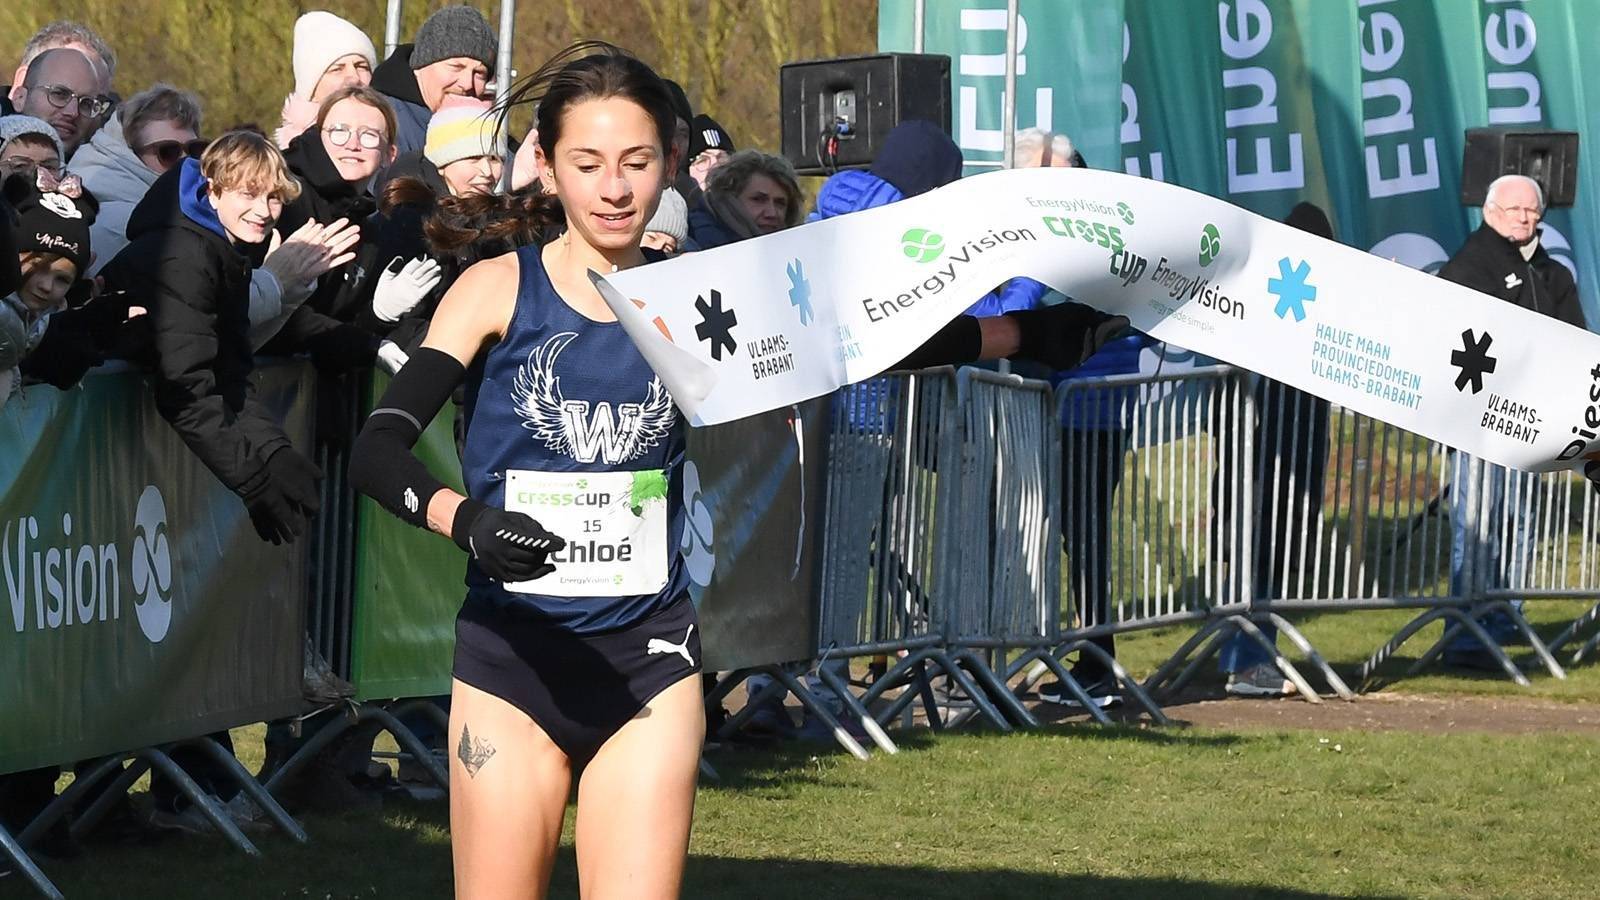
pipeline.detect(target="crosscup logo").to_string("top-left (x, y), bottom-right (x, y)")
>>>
top-left (130, 485), bottom-right (173, 643)
top-left (900, 228), bottom-right (945, 263)
top-left (4, 484), bottom-right (173, 643)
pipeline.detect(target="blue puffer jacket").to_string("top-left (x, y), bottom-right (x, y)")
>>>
top-left (1053, 329), bottom-right (1160, 430)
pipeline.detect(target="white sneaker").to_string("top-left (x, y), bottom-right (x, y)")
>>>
top-left (1225, 664), bottom-right (1298, 698)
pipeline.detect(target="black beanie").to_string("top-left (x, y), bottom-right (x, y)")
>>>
top-left (688, 114), bottom-right (735, 160)
top-left (1285, 201), bottom-right (1334, 240)
top-left (5, 175), bottom-right (96, 278)
top-left (869, 120), bottom-right (964, 198)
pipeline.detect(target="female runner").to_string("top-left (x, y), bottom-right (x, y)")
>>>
top-left (351, 45), bottom-right (703, 898)
top-left (351, 42), bottom-right (1126, 898)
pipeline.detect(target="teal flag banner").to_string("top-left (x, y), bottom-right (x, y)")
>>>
top-left (879, 0), bottom-right (1600, 325)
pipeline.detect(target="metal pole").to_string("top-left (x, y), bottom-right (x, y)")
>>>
top-left (384, 0), bottom-right (403, 59)
top-left (495, 0), bottom-right (517, 191)
top-left (913, 0), bottom-right (926, 53)
top-left (1001, 0), bottom-right (1019, 170)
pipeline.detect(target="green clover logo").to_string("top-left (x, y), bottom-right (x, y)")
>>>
top-left (900, 227), bottom-right (945, 263)
top-left (1116, 202), bottom-right (1135, 225)
top-left (1199, 223), bottom-right (1222, 267)
top-left (576, 478), bottom-right (588, 490)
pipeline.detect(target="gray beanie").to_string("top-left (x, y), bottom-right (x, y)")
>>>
top-left (645, 188), bottom-right (689, 245)
top-left (411, 6), bottom-right (497, 71)
top-left (0, 115), bottom-right (65, 162)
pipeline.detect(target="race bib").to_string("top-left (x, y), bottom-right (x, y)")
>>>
top-left (503, 469), bottom-right (670, 597)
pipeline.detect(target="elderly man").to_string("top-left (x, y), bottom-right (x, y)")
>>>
top-left (8, 48), bottom-right (108, 158)
top-left (5, 21), bottom-right (115, 150)
top-left (1436, 174), bottom-right (1586, 669)
top-left (370, 5), bottom-right (495, 156)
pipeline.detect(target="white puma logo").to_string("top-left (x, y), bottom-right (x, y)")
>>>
top-left (646, 624), bottom-right (696, 667)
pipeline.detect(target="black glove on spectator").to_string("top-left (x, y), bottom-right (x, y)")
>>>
top-left (452, 498), bottom-right (566, 583)
top-left (242, 448), bottom-right (324, 545)
top-left (1005, 302), bottom-right (1131, 372)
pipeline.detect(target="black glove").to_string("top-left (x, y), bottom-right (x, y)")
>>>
top-left (242, 448), bottom-right (324, 545)
top-left (1005, 302), bottom-right (1130, 371)
top-left (1585, 461), bottom-right (1600, 497)
top-left (452, 498), bottom-right (566, 583)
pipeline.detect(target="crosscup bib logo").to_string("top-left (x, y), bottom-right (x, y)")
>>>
top-left (680, 460), bottom-right (715, 591)
top-left (1451, 330), bottom-right (1498, 395)
top-left (900, 228), bottom-right (945, 263)
top-left (511, 332), bottom-right (675, 465)
top-left (130, 485), bottom-right (173, 643)
top-left (1269, 258), bottom-right (1317, 322)
top-left (1199, 224), bottom-right (1222, 267)
top-left (4, 484), bottom-right (173, 642)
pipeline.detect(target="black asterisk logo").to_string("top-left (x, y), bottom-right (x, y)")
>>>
top-left (1450, 329), bottom-right (1497, 394)
top-left (695, 289), bottom-right (738, 361)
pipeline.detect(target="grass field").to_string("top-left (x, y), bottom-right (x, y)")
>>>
top-left (32, 724), bottom-right (1600, 899)
top-left (19, 597), bottom-right (1600, 900)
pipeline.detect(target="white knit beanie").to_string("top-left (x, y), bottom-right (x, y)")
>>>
top-left (292, 12), bottom-right (378, 99)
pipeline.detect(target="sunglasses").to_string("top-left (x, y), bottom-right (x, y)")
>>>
top-left (323, 124), bottom-right (385, 150)
top-left (135, 138), bottom-right (210, 167)
top-left (28, 84), bottom-right (111, 119)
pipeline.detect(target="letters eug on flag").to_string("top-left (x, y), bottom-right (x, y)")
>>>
top-left (594, 167), bottom-right (1600, 474)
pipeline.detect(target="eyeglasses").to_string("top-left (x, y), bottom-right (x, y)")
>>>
top-left (1491, 202), bottom-right (1542, 218)
top-left (135, 138), bottom-right (210, 168)
top-left (323, 124), bottom-right (385, 150)
top-left (27, 84), bottom-right (111, 119)
top-left (0, 156), bottom-right (62, 177)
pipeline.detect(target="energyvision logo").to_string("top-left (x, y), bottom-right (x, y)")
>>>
top-left (900, 228), bottom-right (945, 263)
top-left (865, 226), bottom-right (1039, 323)
top-left (5, 484), bottom-right (175, 643)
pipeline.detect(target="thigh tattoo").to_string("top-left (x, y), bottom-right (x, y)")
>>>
top-left (457, 722), bottom-right (497, 777)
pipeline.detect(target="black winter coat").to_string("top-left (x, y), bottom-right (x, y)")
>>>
top-left (259, 127), bottom-right (382, 368)
top-left (348, 151), bottom-right (448, 351)
top-left (1439, 223), bottom-right (1587, 329)
top-left (99, 163), bottom-right (289, 498)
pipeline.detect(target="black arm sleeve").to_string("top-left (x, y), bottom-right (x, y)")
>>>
top-left (348, 347), bottom-right (465, 529)
top-left (890, 314), bottom-right (982, 371)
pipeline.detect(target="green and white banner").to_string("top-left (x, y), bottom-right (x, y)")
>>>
top-left (878, 0), bottom-right (1600, 324)
top-left (0, 364), bottom-right (311, 775)
top-left (597, 166), bottom-right (1600, 474)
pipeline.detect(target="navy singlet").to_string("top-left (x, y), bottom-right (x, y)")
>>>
top-left (458, 243), bottom-right (688, 633)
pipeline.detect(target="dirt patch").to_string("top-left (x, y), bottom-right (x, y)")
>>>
top-left (1062, 689), bottom-right (1600, 736)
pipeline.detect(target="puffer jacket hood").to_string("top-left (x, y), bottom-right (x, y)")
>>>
top-left (807, 169), bottom-right (903, 223)
top-left (371, 44), bottom-right (425, 106)
top-left (125, 158), bottom-right (226, 243)
top-left (71, 112), bottom-right (156, 204)
top-left (72, 112), bottom-right (160, 274)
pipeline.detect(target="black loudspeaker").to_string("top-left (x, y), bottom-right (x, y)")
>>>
top-left (1460, 127), bottom-right (1579, 207)
top-left (780, 53), bottom-right (951, 176)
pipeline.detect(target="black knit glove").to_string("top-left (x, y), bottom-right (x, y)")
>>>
top-left (452, 498), bottom-right (566, 583)
top-left (242, 448), bottom-right (323, 545)
top-left (1005, 302), bottom-right (1130, 371)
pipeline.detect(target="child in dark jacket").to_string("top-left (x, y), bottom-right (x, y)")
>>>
top-left (100, 131), bottom-right (321, 544)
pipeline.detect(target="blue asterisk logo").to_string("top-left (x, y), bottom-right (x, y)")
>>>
top-left (786, 258), bottom-right (814, 326)
top-left (1268, 257), bottom-right (1316, 322)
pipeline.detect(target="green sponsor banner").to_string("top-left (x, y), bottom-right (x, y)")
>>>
top-left (0, 364), bottom-right (311, 775)
top-left (347, 374), bottom-right (825, 698)
top-left (349, 372), bottom-right (464, 701)
top-left (880, 0), bottom-right (1600, 324)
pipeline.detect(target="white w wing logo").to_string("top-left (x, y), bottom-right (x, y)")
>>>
top-left (511, 332), bottom-right (675, 465)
